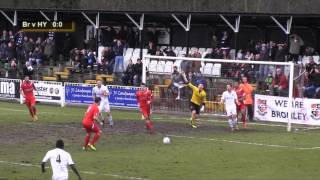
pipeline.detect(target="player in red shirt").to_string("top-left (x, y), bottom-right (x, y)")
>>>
top-left (82, 97), bottom-right (103, 151)
top-left (136, 84), bottom-right (154, 134)
top-left (234, 81), bottom-right (246, 128)
top-left (20, 76), bottom-right (38, 121)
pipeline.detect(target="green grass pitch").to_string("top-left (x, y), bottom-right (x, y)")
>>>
top-left (0, 101), bottom-right (320, 180)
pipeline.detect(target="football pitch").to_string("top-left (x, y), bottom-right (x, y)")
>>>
top-left (0, 101), bottom-right (320, 180)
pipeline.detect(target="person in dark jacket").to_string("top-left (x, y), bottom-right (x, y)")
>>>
top-left (122, 59), bottom-right (135, 85)
top-left (133, 58), bottom-right (143, 86)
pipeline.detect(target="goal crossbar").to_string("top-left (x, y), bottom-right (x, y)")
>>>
top-left (142, 55), bottom-right (295, 132)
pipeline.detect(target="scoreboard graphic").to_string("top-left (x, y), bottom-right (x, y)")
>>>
top-left (21, 21), bottom-right (75, 32)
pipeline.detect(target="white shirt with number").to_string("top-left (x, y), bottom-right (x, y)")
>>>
top-left (42, 148), bottom-right (75, 180)
top-left (221, 90), bottom-right (238, 116)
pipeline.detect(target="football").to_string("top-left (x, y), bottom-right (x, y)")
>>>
top-left (162, 137), bottom-right (171, 144)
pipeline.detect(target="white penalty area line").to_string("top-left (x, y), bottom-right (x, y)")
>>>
top-left (0, 160), bottom-right (150, 180)
top-left (168, 134), bottom-right (320, 150)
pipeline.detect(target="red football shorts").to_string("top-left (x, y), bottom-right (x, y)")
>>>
top-left (25, 96), bottom-right (36, 107)
top-left (140, 106), bottom-right (150, 118)
top-left (83, 122), bottom-right (101, 133)
top-left (237, 103), bottom-right (245, 112)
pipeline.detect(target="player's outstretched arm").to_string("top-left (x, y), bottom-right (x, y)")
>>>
top-left (41, 162), bottom-right (46, 173)
top-left (70, 164), bottom-right (81, 180)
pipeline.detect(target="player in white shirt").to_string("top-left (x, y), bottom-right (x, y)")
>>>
top-left (92, 80), bottom-right (113, 127)
top-left (42, 139), bottom-right (81, 180)
top-left (221, 84), bottom-right (240, 132)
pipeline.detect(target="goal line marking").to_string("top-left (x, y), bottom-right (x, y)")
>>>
top-left (0, 160), bottom-right (150, 180)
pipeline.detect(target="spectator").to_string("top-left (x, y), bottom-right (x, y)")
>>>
top-left (24, 38), bottom-right (35, 56)
top-left (8, 30), bottom-right (14, 42)
top-left (87, 51), bottom-right (96, 70)
top-left (219, 31), bottom-right (230, 50)
top-left (100, 47), bottom-right (115, 74)
top-left (23, 61), bottom-right (34, 78)
top-left (8, 59), bottom-right (17, 79)
top-left (289, 34), bottom-right (304, 63)
top-left (147, 41), bottom-right (156, 55)
top-left (5, 41), bottom-right (15, 61)
top-left (265, 73), bottom-right (273, 92)
top-left (306, 56), bottom-right (317, 74)
top-left (271, 68), bottom-right (288, 96)
top-left (171, 66), bottom-right (185, 100)
top-left (43, 38), bottom-right (55, 65)
top-left (269, 41), bottom-right (277, 61)
top-left (155, 48), bottom-right (164, 56)
top-left (304, 46), bottom-right (315, 56)
top-left (163, 47), bottom-right (176, 57)
top-left (100, 26), bottom-right (116, 47)
top-left (257, 43), bottom-right (270, 80)
top-left (1, 30), bottom-right (8, 43)
top-left (188, 71), bottom-right (196, 85)
top-left (85, 36), bottom-right (96, 52)
top-left (274, 44), bottom-right (286, 62)
top-left (133, 58), bottom-right (143, 86)
top-left (244, 51), bottom-right (254, 60)
top-left (211, 33), bottom-right (218, 49)
top-left (236, 49), bottom-right (244, 60)
top-left (79, 49), bottom-right (88, 71)
top-left (122, 59), bottom-right (134, 85)
top-left (204, 48), bottom-right (216, 59)
top-left (35, 37), bottom-right (42, 48)
top-left (305, 66), bottom-right (320, 98)
top-left (15, 31), bottom-right (24, 63)
top-left (113, 39), bottom-right (125, 73)
top-left (30, 47), bottom-right (43, 66)
top-left (63, 33), bottom-right (73, 57)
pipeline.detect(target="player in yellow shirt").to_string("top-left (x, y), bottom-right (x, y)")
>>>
top-left (182, 72), bottom-right (207, 128)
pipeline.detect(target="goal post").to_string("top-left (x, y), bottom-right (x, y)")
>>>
top-left (142, 55), bottom-right (295, 132)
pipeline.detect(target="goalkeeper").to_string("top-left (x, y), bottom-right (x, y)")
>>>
top-left (181, 72), bottom-right (207, 128)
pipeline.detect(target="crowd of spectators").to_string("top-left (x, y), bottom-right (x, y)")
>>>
top-left (0, 29), bottom-right (56, 78)
top-left (1, 25), bottom-right (320, 98)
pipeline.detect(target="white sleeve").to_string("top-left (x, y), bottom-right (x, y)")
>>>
top-left (42, 151), bottom-right (51, 163)
top-left (92, 87), bottom-right (96, 97)
top-left (221, 92), bottom-right (225, 101)
top-left (104, 86), bottom-right (109, 94)
top-left (66, 153), bottom-right (75, 165)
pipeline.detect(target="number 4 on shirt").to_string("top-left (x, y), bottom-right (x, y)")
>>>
top-left (56, 155), bottom-right (61, 163)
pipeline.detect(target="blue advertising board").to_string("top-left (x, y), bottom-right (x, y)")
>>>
top-left (107, 86), bottom-right (140, 108)
top-left (65, 85), bottom-right (94, 104)
top-left (65, 84), bottom-right (140, 108)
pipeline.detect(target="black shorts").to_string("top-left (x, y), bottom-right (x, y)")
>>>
top-left (190, 102), bottom-right (201, 115)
